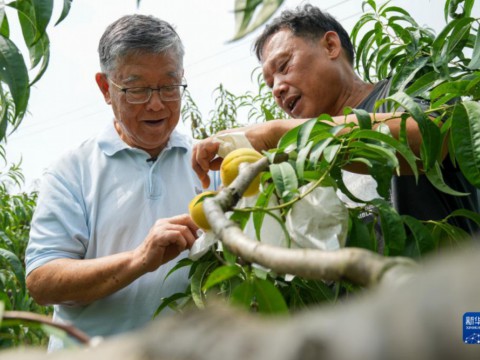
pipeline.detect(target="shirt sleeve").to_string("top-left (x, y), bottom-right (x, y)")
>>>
top-left (25, 170), bottom-right (89, 276)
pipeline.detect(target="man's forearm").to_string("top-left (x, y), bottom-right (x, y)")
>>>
top-left (26, 251), bottom-right (145, 306)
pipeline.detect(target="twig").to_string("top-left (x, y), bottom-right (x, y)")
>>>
top-left (3, 311), bottom-right (91, 345)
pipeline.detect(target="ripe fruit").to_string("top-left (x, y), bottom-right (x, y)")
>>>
top-left (189, 191), bottom-right (217, 230)
top-left (220, 148), bottom-right (263, 197)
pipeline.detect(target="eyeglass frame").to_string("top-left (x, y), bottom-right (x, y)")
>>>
top-left (108, 78), bottom-right (188, 104)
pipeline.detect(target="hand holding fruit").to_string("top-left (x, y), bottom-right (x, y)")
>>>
top-left (189, 148), bottom-right (264, 231)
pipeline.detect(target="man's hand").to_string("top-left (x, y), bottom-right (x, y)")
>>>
top-left (192, 121), bottom-right (291, 188)
top-left (27, 214), bottom-right (199, 306)
top-left (135, 214), bottom-right (199, 272)
top-left (192, 138), bottom-right (223, 189)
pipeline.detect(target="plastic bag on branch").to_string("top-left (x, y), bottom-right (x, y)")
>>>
top-left (189, 230), bottom-right (218, 260)
top-left (286, 184), bottom-right (348, 250)
top-left (241, 183), bottom-right (348, 251)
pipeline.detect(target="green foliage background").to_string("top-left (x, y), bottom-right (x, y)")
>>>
top-left (0, 0), bottom-right (71, 349)
top-left (0, 165), bottom-right (51, 348)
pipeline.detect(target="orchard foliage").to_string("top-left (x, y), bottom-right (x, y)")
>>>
top-left (0, 165), bottom-right (51, 348)
top-left (0, 0), bottom-right (72, 142)
top-left (232, 0), bottom-right (285, 40)
top-left (351, 0), bottom-right (480, 189)
top-left (182, 68), bottom-right (287, 139)
top-left (0, 0), bottom-right (71, 348)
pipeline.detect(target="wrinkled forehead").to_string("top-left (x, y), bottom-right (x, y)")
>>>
top-left (259, 29), bottom-right (292, 61)
top-left (113, 49), bottom-right (183, 72)
top-left (112, 51), bottom-right (184, 84)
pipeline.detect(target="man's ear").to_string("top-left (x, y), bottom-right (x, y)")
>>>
top-left (95, 73), bottom-right (112, 104)
top-left (322, 31), bottom-right (342, 60)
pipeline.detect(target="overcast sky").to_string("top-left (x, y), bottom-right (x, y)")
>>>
top-left (4, 0), bottom-right (468, 190)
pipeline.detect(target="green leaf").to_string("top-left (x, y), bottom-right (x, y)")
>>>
top-left (450, 101), bottom-right (480, 187)
top-left (253, 182), bottom-right (275, 241)
top-left (351, 13), bottom-right (376, 47)
top-left (352, 108), bottom-right (372, 130)
top-left (376, 42), bottom-right (404, 79)
top-left (392, 56), bottom-right (430, 92)
top-left (154, 292), bottom-right (189, 317)
top-left (277, 116), bottom-right (333, 151)
top-left (468, 26), bottom-right (480, 70)
top-left (221, 242), bottom-right (238, 265)
top-left (0, 7), bottom-right (9, 38)
top-left (406, 71), bottom-right (444, 98)
top-left (350, 129), bottom-right (419, 179)
top-left (447, 0), bottom-right (474, 19)
top-left (261, 104), bottom-right (275, 121)
top-left (202, 265), bottom-right (241, 292)
top-left (431, 221), bottom-right (471, 246)
top-left (232, 278), bottom-right (288, 314)
top-left (32, 0), bottom-right (53, 43)
top-left (232, 0), bottom-right (284, 41)
top-left (308, 136), bottom-right (334, 167)
top-left (446, 208), bottom-right (480, 227)
top-left (0, 35), bottom-right (30, 121)
top-left (425, 162), bottom-right (470, 196)
top-left (323, 143), bottom-right (341, 164)
top-left (9, 1), bottom-right (36, 46)
top-left (277, 124), bottom-right (301, 151)
top-left (0, 248), bottom-right (25, 293)
top-left (432, 17), bottom-right (472, 73)
top-left (358, 29), bottom-right (377, 82)
top-left (347, 213), bottom-right (375, 250)
top-left (297, 117), bottom-right (317, 149)
top-left (429, 80), bottom-right (469, 101)
top-left (164, 257), bottom-right (193, 282)
top-left (252, 278), bottom-right (288, 314)
top-left (230, 209), bottom-right (251, 230)
top-left (446, 19), bottom-right (472, 57)
top-left (296, 141), bottom-right (313, 182)
top-left (55, 0), bottom-right (73, 26)
top-left (388, 91), bottom-right (441, 171)
top-left (402, 215), bottom-right (435, 257)
top-left (231, 280), bottom-right (255, 309)
top-left (308, 124), bottom-right (345, 165)
top-left (190, 261), bottom-right (214, 309)
top-left (348, 141), bottom-right (398, 169)
top-left (370, 161), bottom-right (394, 199)
top-left (270, 162), bottom-right (298, 201)
top-left (370, 198), bottom-right (406, 255)
top-left (28, 30), bottom-right (49, 70)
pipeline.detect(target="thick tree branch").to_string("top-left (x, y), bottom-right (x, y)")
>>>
top-left (6, 244), bottom-right (480, 360)
top-left (204, 156), bottom-right (416, 287)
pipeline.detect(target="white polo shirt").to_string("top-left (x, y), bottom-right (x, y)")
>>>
top-left (26, 122), bottom-right (215, 349)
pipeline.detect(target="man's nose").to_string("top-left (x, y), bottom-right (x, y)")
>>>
top-left (272, 78), bottom-right (287, 100)
top-left (146, 90), bottom-right (166, 110)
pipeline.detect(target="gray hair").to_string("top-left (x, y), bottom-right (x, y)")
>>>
top-left (98, 14), bottom-right (185, 75)
top-left (253, 4), bottom-right (354, 65)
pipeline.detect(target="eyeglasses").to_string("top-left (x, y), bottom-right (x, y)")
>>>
top-left (108, 79), bottom-right (187, 104)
